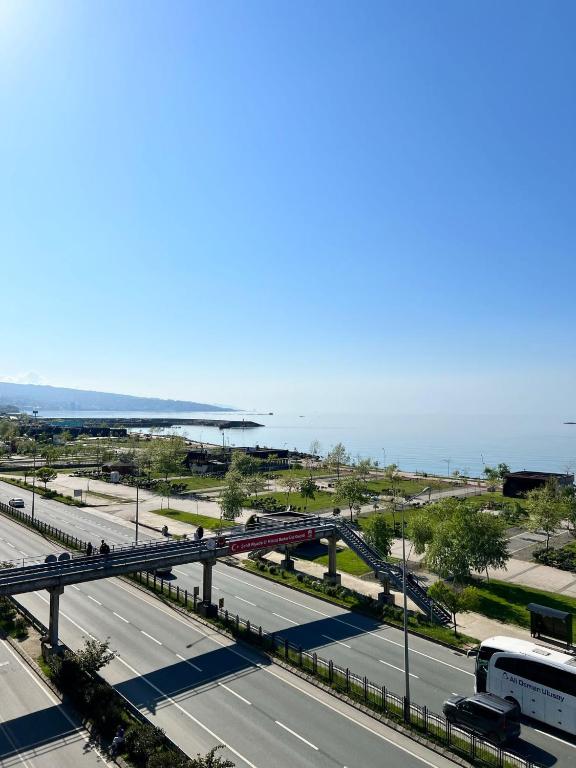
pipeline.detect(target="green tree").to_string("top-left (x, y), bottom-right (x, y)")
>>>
top-left (428, 581), bottom-right (478, 636)
top-left (408, 498), bottom-right (509, 582)
top-left (335, 475), bottom-right (370, 521)
top-left (525, 480), bottom-right (565, 550)
top-left (35, 466), bottom-right (57, 490)
top-left (219, 470), bottom-right (245, 526)
top-left (562, 486), bottom-right (576, 538)
top-left (156, 480), bottom-right (173, 509)
top-left (229, 451), bottom-right (262, 477)
top-left (279, 472), bottom-right (299, 508)
top-left (243, 474), bottom-right (268, 498)
top-left (325, 442), bottom-right (349, 480)
top-left (383, 464), bottom-right (400, 496)
top-left (190, 746), bottom-right (235, 768)
top-left (354, 458), bottom-right (374, 482)
top-left (73, 637), bottom-right (116, 674)
top-left (299, 477), bottom-right (317, 513)
top-left (362, 513), bottom-right (393, 558)
top-left (146, 437), bottom-right (188, 481)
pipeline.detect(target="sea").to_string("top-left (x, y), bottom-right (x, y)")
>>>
top-left (24, 410), bottom-right (576, 479)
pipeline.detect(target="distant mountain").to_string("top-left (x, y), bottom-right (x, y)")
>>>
top-left (0, 382), bottom-right (230, 413)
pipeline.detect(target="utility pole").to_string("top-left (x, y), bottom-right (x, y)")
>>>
top-left (135, 482), bottom-right (140, 544)
top-left (31, 410), bottom-right (39, 523)
top-left (401, 500), bottom-right (411, 720)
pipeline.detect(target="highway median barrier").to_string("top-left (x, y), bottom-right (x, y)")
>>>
top-left (0, 500), bottom-right (539, 768)
top-left (129, 570), bottom-right (538, 768)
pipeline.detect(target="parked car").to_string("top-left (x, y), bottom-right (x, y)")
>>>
top-left (443, 693), bottom-right (520, 745)
top-left (8, 498), bottom-right (25, 508)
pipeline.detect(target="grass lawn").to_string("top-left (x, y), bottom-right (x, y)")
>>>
top-left (148, 508), bottom-right (235, 530)
top-left (270, 467), bottom-right (330, 479)
top-left (365, 478), bottom-right (458, 496)
top-left (357, 507), bottom-right (419, 530)
top-left (163, 475), bottom-right (226, 490)
top-left (252, 490), bottom-right (336, 513)
top-left (298, 547), bottom-right (373, 577)
top-left (471, 579), bottom-right (576, 630)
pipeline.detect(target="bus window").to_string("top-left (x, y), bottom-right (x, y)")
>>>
top-left (476, 645), bottom-right (498, 692)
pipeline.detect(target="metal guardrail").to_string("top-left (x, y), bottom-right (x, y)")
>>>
top-left (0, 501), bottom-right (537, 768)
top-left (129, 571), bottom-right (537, 768)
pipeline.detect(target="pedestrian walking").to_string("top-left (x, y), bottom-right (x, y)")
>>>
top-left (99, 539), bottom-right (110, 555)
top-left (194, 525), bottom-right (204, 541)
top-left (109, 725), bottom-right (125, 757)
top-left (86, 541), bottom-right (93, 556)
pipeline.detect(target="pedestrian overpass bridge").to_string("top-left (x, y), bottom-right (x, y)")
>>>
top-left (0, 512), bottom-right (450, 645)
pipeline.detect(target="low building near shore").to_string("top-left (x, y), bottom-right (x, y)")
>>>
top-left (503, 470), bottom-right (574, 498)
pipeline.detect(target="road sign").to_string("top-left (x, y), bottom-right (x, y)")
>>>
top-left (73, 489), bottom-right (82, 498)
top-left (229, 527), bottom-right (316, 554)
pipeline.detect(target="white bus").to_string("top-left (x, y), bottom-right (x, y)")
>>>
top-left (475, 636), bottom-right (576, 735)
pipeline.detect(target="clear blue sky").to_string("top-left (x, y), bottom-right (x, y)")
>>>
top-left (1, 1), bottom-right (575, 413)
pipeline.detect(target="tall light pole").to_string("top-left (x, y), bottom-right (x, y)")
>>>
top-left (443, 458), bottom-right (451, 479)
top-left (31, 410), bottom-right (39, 523)
top-left (135, 482), bottom-right (140, 544)
top-left (401, 499), bottom-right (411, 720)
top-left (394, 486), bottom-right (430, 721)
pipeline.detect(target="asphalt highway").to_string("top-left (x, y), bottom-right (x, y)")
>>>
top-left (1, 482), bottom-right (575, 766)
top-left (0, 513), bottom-right (458, 768)
top-left (0, 637), bottom-right (107, 767)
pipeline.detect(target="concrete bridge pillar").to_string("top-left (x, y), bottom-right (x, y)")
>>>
top-left (48, 586), bottom-right (64, 647)
top-left (281, 545), bottom-right (295, 571)
top-left (323, 534), bottom-right (341, 585)
top-left (199, 559), bottom-right (217, 617)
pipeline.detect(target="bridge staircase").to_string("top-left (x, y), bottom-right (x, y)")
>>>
top-left (335, 519), bottom-right (451, 626)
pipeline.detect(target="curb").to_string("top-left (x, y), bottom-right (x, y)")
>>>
top-left (225, 557), bottom-right (474, 654)
top-left (121, 576), bottom-right (475, 767)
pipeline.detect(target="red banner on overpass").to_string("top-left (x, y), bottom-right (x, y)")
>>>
top-left (229, 528), bottom-right (316, 554)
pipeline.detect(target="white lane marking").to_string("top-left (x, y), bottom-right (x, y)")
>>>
top-left (175, 652), bottom-right (203, 671)
top-left (223, 568), bottom-right (471, 674)
top-left (7, 543), bottom-right (16, 548)
top-left (379, 660), bottom-right (419, 678)
top-left (234, 595), bottom-right (257, 606)
top-left (176, 653), bottom-right (202, 672)
top-left (141, 631), bottom-right (162, 645)
top-left (18, 550), bottom-right (27, 555)
top-left (219, 682), bottom-right (252, 705)
top-left (1, 641), bottom-right (112, 766)
top-left (0, 661), bottom-right (8, 668)
top-left (114, 654), bottom-right (259, 768)
top-left (113, 612), bottom-right (129, 623)
top-left (370, 634), bottom-right (474, 676)
top-left (533, 728), bottom-right (576, 749)
top-left (71, 585), bottom-right (81, 591)
top-left (35, 593), bottom-right (97, 640)
top-left (272, 613), bottom-right (298, 625)
top-left (88, 596), bottom-right (102, 605)
top-left (174, 569), bottom-right (188, 576)
top-left (109, 580), bottom-right (448, 766)
top-left (275, 720), bottom-right (318, 750)
top-left (219, 571), bottom-right (327, 615)
top-left (322, 634), bottom-right (352, 649)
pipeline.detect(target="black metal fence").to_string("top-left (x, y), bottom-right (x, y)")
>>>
top-left (0, 501), bottom-right (538, 768)
top-left (130, 571), bottom-right (536, 768)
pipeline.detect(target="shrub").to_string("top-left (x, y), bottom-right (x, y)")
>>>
top-left (125, 722), bottom-right (166, 767)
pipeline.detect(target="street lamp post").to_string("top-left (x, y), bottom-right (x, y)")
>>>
top-left (31, 410), bottom-right (39, 523)
top-left (443, 458), bottom-right (451, 478)
top-left (401, 500), bottom-right (411, 720)
top-left (135, 482), bottom-right (140, 544)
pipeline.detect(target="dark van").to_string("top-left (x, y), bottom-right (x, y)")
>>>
top-left (443, 693), bottom-right (521, 745)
